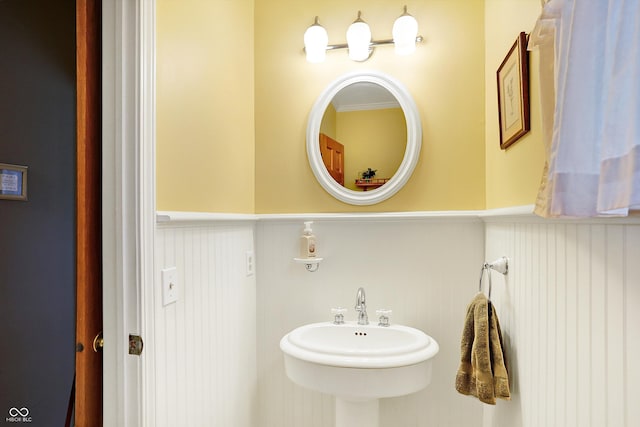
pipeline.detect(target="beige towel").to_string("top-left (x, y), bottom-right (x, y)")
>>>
top-left (455, 292), bottom-right (510, 404)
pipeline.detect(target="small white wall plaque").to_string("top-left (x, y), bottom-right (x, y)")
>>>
top-left (0, 163), bottom-right (28, 201)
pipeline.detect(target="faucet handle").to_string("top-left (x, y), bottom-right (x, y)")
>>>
top-left (331, 307), bottom-right (347, 325)
top-left (376, 309), bottom-right (392, 327)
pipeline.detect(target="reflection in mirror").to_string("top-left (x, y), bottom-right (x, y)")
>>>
top-left (319, 82), bottom-right (407, 191)
top-left (306, 70), bottom-right (422, 206)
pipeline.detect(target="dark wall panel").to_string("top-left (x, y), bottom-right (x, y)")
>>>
top-left (0, 0), bottom-right (76, 425)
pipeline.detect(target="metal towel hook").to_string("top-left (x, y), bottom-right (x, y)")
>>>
top-left (478, 257), bottom-right (509, 300)
top-left (488, 256), bottom-right (509, 275)
top-left (478, 263), bottom-right (493, 300)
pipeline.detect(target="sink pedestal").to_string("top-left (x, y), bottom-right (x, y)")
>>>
top-left (335, 398), bottom-right (379, 427)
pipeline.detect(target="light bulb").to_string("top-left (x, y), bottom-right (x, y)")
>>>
top-left (304, 17), bottom-right (329, 63)
top-left (346, 11), bottom-right (371, 61)
top-left (393, 6), bottom-right (418, 55)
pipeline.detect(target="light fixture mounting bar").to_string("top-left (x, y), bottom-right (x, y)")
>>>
top-left (321, 35), bottom-right (423, 52)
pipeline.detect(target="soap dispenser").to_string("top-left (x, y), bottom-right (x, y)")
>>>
top-left (300, 221), bottom-right (316, 258)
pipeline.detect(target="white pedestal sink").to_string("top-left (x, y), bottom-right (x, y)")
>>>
top-left (280, 321), bottom-right (439, 427)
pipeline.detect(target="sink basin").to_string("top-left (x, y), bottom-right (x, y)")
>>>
top-left (280, 321), bottom-right (439, 400)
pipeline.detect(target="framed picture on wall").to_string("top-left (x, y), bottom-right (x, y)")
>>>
top-left (497, 32), bottom-right (530, 149)
top-left (0, 163), bottom-right (28, 201)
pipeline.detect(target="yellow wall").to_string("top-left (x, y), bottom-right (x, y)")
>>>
top-left (484, 0), bottom-right (545, 208)
top-left (337, 108), bottom-right (406, 191)
top-left (156, 0), bottom-right (546, 213)
top-left (254, 0), bottom-right (486, 213)
top-left (156, 0), bottom-right (255, 213)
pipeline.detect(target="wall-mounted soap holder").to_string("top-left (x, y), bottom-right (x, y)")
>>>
top-left (293, 257), bottom-right (323, 272)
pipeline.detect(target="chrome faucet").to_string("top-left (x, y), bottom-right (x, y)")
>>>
top-left (355, 287), bottom-right (369, 325)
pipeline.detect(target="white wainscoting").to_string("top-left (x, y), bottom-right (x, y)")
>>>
top-left (149, 222), bottom-right (257, 427)
top-left (484, 220), bottom-right (640, 427)
top-left (256, 218), bottom-right (486, 427)
top-left (148, 210), bottom-right (640, 427)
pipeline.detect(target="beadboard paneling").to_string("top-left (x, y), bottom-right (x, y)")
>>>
top-left (484, 222), bottom-right (640, 427)
top-left (256, 219), bottom-right (485, 427)
top-left (149, 224), bottom-right (257, 427)
top-left (147, 212), bottom-right (640, 427)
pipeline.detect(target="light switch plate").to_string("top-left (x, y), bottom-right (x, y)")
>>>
top-left (161, 267), bottom-right (178, 306)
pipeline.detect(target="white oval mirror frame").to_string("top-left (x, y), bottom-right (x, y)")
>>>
top-left (306, 70), bottom-right (422, 205)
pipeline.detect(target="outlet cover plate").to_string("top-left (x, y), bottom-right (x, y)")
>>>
top-left (246, 251), bottom-right (255, 276)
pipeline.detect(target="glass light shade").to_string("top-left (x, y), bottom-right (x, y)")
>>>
top-left (346, 16), bottom-right (371, 61)
top-left (392, 12), bottom-right (418, 55)
top-left (304, 20), bottom-right (329, 63)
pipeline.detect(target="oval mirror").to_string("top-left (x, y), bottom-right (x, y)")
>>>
top-left (307, 70), bottom-right (422, 205)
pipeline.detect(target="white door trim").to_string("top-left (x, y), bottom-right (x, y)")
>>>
top-left (139, 1), bottom-right (157, 425)
top-left (102, 0), bottom-right (155, 426)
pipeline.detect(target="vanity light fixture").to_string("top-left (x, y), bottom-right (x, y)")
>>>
top-left (303, 6), bottom-right (422, 63)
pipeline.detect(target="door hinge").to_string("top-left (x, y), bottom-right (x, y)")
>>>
top-left (129, 334), bottom-right (144, 356)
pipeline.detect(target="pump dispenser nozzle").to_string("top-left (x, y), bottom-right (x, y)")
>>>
top-left (303, 221), bottom-right (313, 235)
